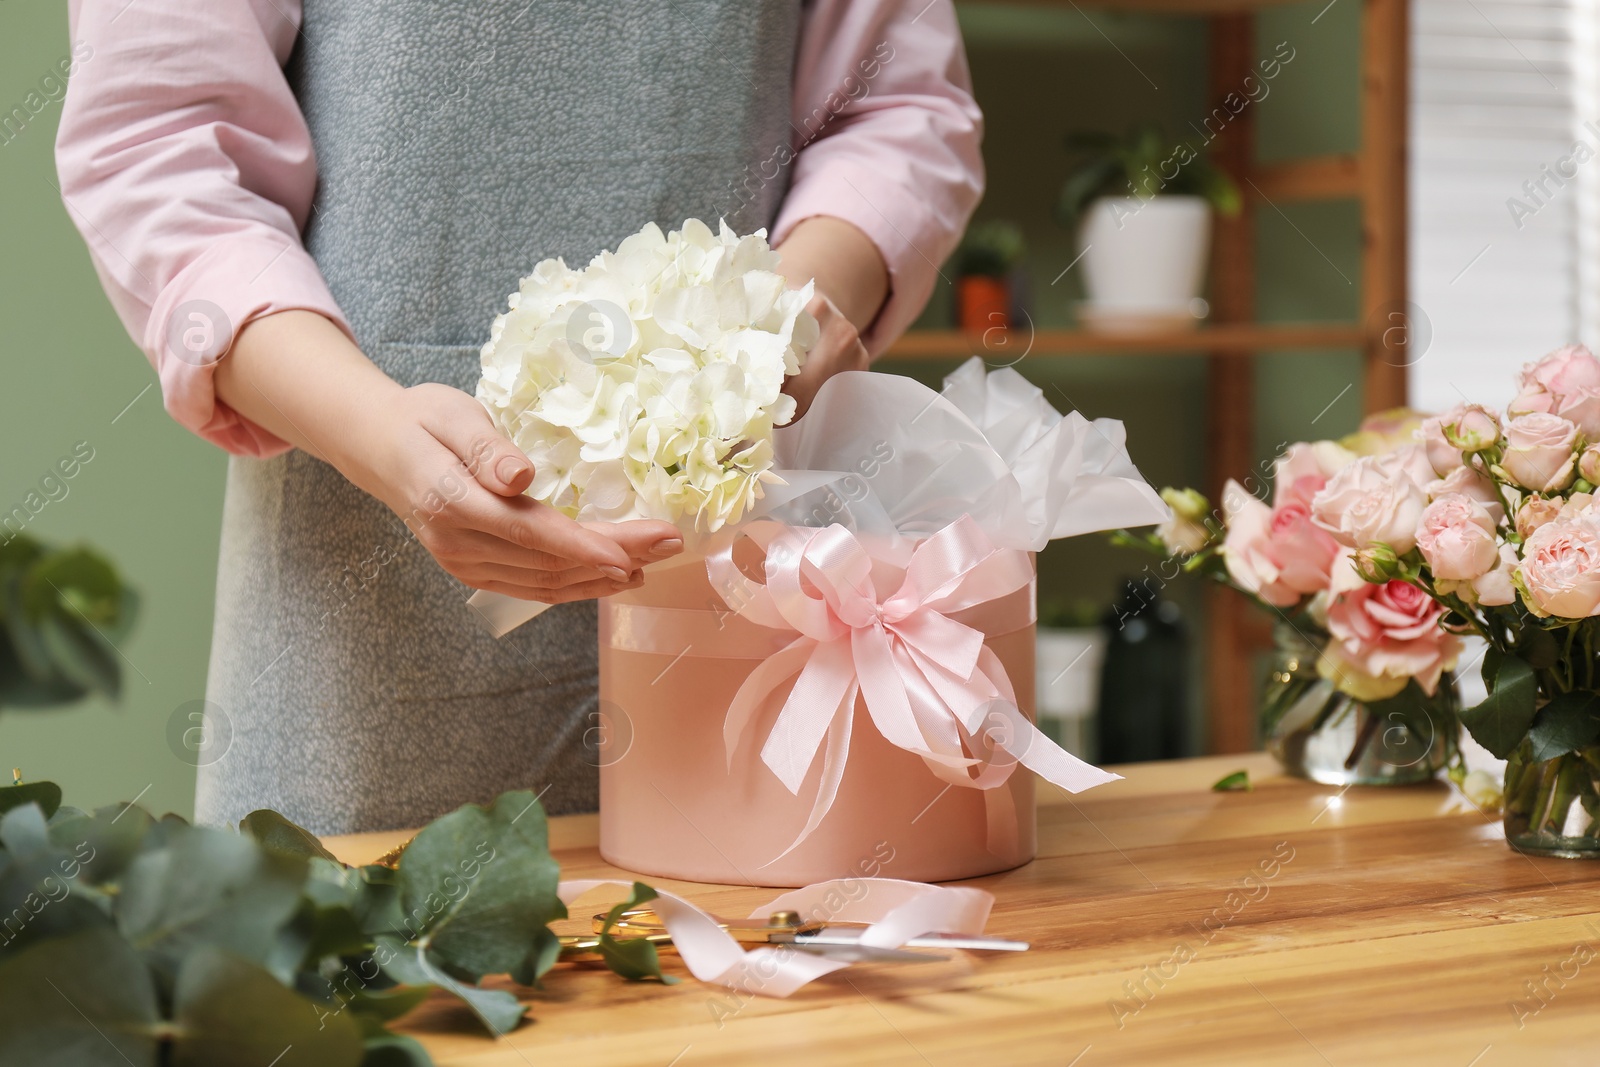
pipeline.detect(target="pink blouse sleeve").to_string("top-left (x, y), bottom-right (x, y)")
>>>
top-left (56, 0), bottom-right (350, 457)
top-left (775, 0), bottom-right (985, 355)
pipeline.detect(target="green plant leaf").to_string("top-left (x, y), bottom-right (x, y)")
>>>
top-left (1459, 655), bottom-right (1539, 759)
top-left (1517, 625), bottom-right (1561, 670)
top-left (0, 926), bottom-right (161, 1067)
top-left (374, 937), bottom-right (526, 1036)
top-left (169, 946), bottom-right (365, 1067)
top-left (0, 630), bottom-right (86, 707)
top-left (0, 780), bottom-right (61, 820)
top-left (358, 1031), bottom-right (436, 1067)
top-left (1527, 691), bottom-right (1600, 762)
top-left (597, 882), bottom-right (677, 984)
top-left (344, 985), bottom-right (432, 1026)
top-left (240, 809), bottom-right (340, 862)
top-left (394, 790), bottom-right (563, 977)
top-left (36, 612), bottom-right (121, 700)
top-left (1211, 770), bottom-right (1252, 792)
top-left (115, 823), bottom-right (309, 986)
top-left (510, 926), bottom-right (564, 988)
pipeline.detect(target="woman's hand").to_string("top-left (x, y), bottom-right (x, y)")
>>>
top-left (353, 384), bottom-right (684, 603)
top-left (216, 311), bottom-right (684, 604)
top-left (782, 292), bottom-right (869, 418)
top-left (773, 216), bottom-right (889, 418)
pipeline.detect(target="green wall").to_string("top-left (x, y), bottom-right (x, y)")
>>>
top-left (0, 0), bottom-right (1367, 814)
top-left (1, 3), bottom-right (226, 817)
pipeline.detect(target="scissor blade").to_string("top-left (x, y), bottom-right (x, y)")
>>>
top-left (773, 938), bottom-right (948, 964)
top-left (792, 931), bottom-right (1031, 953)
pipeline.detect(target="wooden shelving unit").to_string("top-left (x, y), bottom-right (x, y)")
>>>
top-left (883, 322), bottom-right (1364, 358)
top-left (920, 0), bottom-right (1411, 754)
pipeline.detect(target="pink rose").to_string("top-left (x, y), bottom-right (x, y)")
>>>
top-left (1417, 415), bottom-right (1461, 478)
top-left (1221, 479), bottom-right (1340, 606)
top-left (1501, 412), bottom-right (1579, 492)
top-left (1426, 465), bottom-right (1505, 524)
top-left (1310, 451), bottom-right (1429, 553)
top-left (1558, 390), bottom-right (1600, 438)
top-left (1520, 344), bottom-right (1600, 397)
top-left (1323, 554), bottom-right (1459, 697)
top-left (1518, 512), bottom-right (1600, 617)
top-left (1516, 495), bottom-right (1564, 540)
top-left (1341, 409), bottom-right (1428, 457)
top-left (1273, 441), bottom-right (1353, 501)
top-left (1444, 404), bottom-right (1500, 452)
top-left (1472, 543), bottom-right (1520, 607)
top-left (1517, 345), bottom-right (1600, 436)
top-left (1509, 386), bottom-right (1554, 417)
top-left (1581, 444), bottom-right (1600, 485)
top-left (1416, 493), bottom-right (1498, 580)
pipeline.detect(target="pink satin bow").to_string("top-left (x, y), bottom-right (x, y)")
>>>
top-left (707, 516), bottom-right (1120, 863)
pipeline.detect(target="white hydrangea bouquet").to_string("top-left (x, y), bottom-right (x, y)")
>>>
top-left (475, 219), bottom-right (817, 533)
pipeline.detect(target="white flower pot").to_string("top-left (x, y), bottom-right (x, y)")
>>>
top-left (1035, 627), bottom-right (1106, 758)
top-left (1076, 195), bottom-right (1212, 330)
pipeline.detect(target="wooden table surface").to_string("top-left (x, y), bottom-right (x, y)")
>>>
top-left (326, 754), bottom-right (1600, 1067)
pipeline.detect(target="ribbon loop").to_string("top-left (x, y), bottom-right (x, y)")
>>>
top-left (706, 516), bottom-right (1121, 860)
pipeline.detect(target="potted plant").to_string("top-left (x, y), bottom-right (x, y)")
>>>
top-left (1035, 597), bottom-right (1106, 756)
top-left (952, 219), bottom-right (1025, 332)
top-left (1057, 124), bottom-right (1241, 332)
top-left (0, 533), bottom-right (137, 712)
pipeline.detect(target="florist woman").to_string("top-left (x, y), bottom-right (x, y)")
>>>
top-left (55, 1), bottom-right (983, 833)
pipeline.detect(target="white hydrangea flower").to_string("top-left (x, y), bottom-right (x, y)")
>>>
top-left (476, 220), bottom-right (817, 532)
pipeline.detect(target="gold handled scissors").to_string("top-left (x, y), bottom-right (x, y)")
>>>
top-left (558, 908), bottom-right (1029, 963)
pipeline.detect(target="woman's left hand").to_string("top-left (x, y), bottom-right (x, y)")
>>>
top-left (773, 216), bottom-right (888, 420)
top-left (782, 291), bottom-right (870, 419)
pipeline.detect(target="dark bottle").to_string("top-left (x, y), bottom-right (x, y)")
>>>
top-left (1095, 578), bottom-right (1190, 762)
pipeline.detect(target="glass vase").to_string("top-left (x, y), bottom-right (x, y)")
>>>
top-left (1504, 741), bottom-right (1600, 858)
top-left (1262, 623), bottom-right (1458, 786)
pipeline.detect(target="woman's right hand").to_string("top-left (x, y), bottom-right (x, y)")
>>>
top-left (217, 311), bottom-right (684, 603)
top-left (349, 383), bottom-right (685, 603)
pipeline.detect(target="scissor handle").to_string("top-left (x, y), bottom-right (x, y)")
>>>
top-left (591, 907), bottom-right (823, 942)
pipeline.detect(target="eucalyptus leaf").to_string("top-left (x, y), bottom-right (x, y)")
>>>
top-left (510, 926), bottom-right (564, 988)
top-left (0, 804), bottom-right (114, 952)
top-left (1528, 691), bottom-right (1600, 762)
top-left (241, 809), bottom-right (340, 862)
top-left (598, 882), bottom-right (677, 984)
top-left (115, 823), bottom-right (308, 986)
top-left (0, 780), bottom-right (61, 820)
top-left (0, 926), bottom-right (160, 1067)
top-left (1, 801), bottom-right (53, 859)
top-left (374, 936), bottom-right (526, 1036)
top-left (169, 945), bottom-right (365, 1067)
top-left (1459, 655), bottom-right (1539, 759)
top-left (358, 1032), bottom-right (437, 1067)
top-left (49, 803), bottom-right (156, 887)
top-left (395, 790), bottom-right (563, 977)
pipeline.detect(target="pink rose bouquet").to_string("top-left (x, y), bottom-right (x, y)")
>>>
top-left (1110, 416), bottom-right (1462, 780)
top-left (1314, 344), bottom-right (1600, 858)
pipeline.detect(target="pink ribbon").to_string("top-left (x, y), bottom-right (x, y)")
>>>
top-left (558, 877), bottom-right (995, 999)
top-left (707, 516), bottom-right (1120, 863)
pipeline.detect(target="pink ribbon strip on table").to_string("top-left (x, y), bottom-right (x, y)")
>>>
top-left (558, 877), bottom-right (995, 997)
top-left (706, 515), bottom-right (1121, 862)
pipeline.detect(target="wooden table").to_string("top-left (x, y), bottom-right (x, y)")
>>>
top-left (326, 754), bottom-right (1600, 1066)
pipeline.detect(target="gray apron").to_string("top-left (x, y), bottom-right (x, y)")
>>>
top-left (195, 0), bottom-right (799, 835)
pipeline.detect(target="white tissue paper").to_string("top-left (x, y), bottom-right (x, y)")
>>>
top-left (468, 358), bottom-right (1169, 637)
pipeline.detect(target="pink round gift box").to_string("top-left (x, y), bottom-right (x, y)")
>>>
top-left (597, 551), bottom-right (1038, 887)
